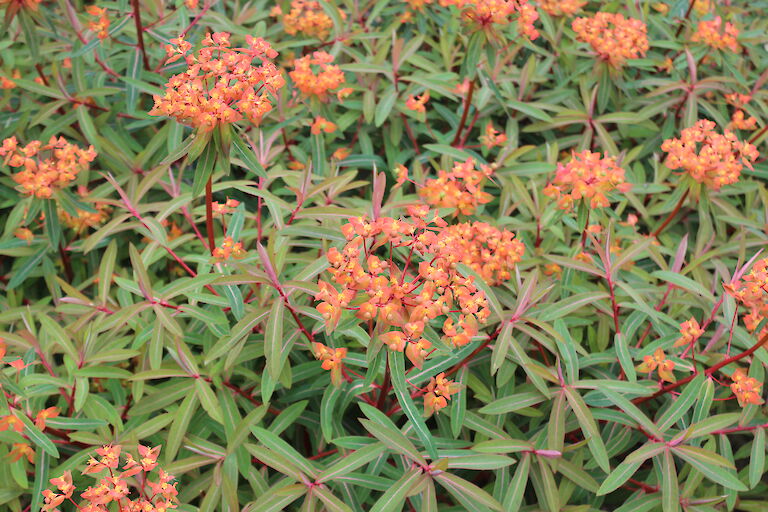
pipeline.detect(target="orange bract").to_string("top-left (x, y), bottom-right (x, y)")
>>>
top-left (87, 5), bottom-right (110, 39)
top-left (406, 91), bottom-right (430, 113)
top-left (439, 0), bottom-right (539, 39)
top-left (673, 317), bottom-right (704, 347)
top-left (149, 32), bottom-right (285, 131)
top-left (313, 342), bottom-right (347, 386)
top-left (543, 150), bottom-right (631, 210)
top-left (311, 116), bottom-right (337, 134)
top-left (572, 12), bottom-right (649, 67)
top-left (289, 51), bottom-right (345, 98)
top-left (479, 122), bottom-right (507, 149)
top-left (418, 158), bottom-right (495, 216)
top-left (661, 119), bottom-right (758, 190)
top-left (0, 136), bottom-right (97, 199)
top-left (692, 16), bottom-right (739, 52)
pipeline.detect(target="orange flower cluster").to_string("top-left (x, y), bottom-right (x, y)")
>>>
top-left (636, 348), bottom-right (675, 383)
top-left (61, 192), bottom-right (111, 233)
top-left (673, 317), bottom-right (704, 347)
top-left (213, 237), bottom-right (246, 261)
top-left (435, 222), bottom-right (525, 285)
top-left (543, 150), bottom-right (631, 210)
top-left (0, 136), bottom-right (97, 199)
top-left (86, 5), bottom-right (110, 39)
top-left (539, 0), bottom-right (585, 16)
top-left (289, 51), bottom-right (345, 98)
top-left (661, 119), bottom-right (758, 190)
top-left (572, 13), bottom-right (649, 67)
top-left (1, 69), bottom-right (19, 89)
top-left (315, 207), bottom-right (491, 369)
top-left (725, 93), bottom-right (757, 130)
top-left (311, 116), bottom-right (337, 134)
top-left (439, 0), bottom-right (538, 39)
top-left (43, 444), bottom-right (178, 512)
top-left (405, 0), bottom-right (433, 10)
top-left (0, 0), bottom-right (42, 12)
top-left (692, 16), bottom-right (739, 52)
top-left (424, 372), bottom-right (460, 416)
top-left (313, 343), bottom-right (347, 386)
top-left (406, 91), bottom-right (430, 113)
top-left (725, 257), bottom-right (768, 338)
top-left (418, 158), bottom-right (494, 216)
top-left (211, 197), bottom-right (240, 214)
top-left (149, 32), bottom-right (285, 131)
top-left (479, 122), bottom-right (507, 148)
top-left (273, 0), bottom-right (334, 40)
top-left (730, 369), bottom-right (764, 407)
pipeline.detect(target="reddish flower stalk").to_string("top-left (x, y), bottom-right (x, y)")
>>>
top-left (651, 188), bottom-right (689, 238)
top-left (451, 80), bottom-right (475, 147)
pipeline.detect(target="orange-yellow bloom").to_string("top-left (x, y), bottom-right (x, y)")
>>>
top-left (543, 150), bottom-right (631, 210)
top-left (419, 158), bottom-right (494, 215)
top-left (636, 348), bottom-right (676, 383)
top-left (406, 91), bottom-right (430, 113)
top-left (539, 0), bottom-right (584, 16)
top-left (572, 13), bottom-right (649, 67)
top-left (86, 5), bottom-right (110, 39)
top-left (289, 51), bottom-right (345, 99)
top-left (424, 372), bottom-right (460, 416)
top-left (212, 237), bottom-right (246, 261)
top-left (661, 119), bottom-right (758, 190)
top-left (479, 122), bottom-right (507, 149)
top-left (730, 369), bottom-right (764, 407)
top-left (279, 0), bottom-right (334, 40)
top-left (149, 32), bottom-right (285, 131)
top-left (692, 16), bottom-right (739, 52)
top-left (311, 116), bottom-right (337, 134)
top-left (0, 413), bottom-right (24, 433)
top-left (35, 407), bottom-right (59, 430)
top-left (673, 317), bottom-right (704, 347)
top-left (9, 443), bottom-right (35, 463)
top-left (313, 342), bottom-right (347, 386)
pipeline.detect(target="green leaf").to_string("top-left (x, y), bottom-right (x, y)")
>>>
top-left (597, 459), bottom-right (642, 496)
top-left (656, 373), bottom-right (704, 432)
top-left (599, 388), bottom-right (664, 439)
top-left (359, 417), bottom-right (424, 464)
top-left (388, 350), bottom-right (439, 461)
top-left (165, 391), bottom-right (198, 464)
top-left (507, 100), bottom-right (553, 122)
top-left (18, 414), bottom-right (59, 458)
top-left (30, 450), bottom-right (49, 512)
top-left (266, 299), bottom-right (285, 380)
top-left (661, 449), bottom-right (679, 512)
top-left (7, 245), bottom-right (47, 290)
top-left (650, 271), bottom-right (716, 302)
top-left (673, 446), bottom-right (747, 491)
top-left (375, 85), bottom-right (397, 127)
top-left (479, 391), bottom-right (546, 415)
top-left (435, 472), bottom-right (502, 511)
top-left (195, 378), bottom-right (224, 424)
top-left (251, 426), bottom-right (317, 478)
top-left (192, 141), bottom-right (217, 197)
top-left (749, 428), bottom-right (765, 489)
top-left (369, 467), bottom-right (424, 512)
top-left (316, 443), bottom-right (387, 483)
top-left (231, 133), bottom-right (267, 179)
top-left (564, 387), bottom-right (610, 473)
top-left (503, 453), bottom-right (530, 511)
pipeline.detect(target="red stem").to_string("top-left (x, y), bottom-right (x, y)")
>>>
top-left (205, 177), bottom-right (215, 255)
top-left (131, 0), bottom-right (150, 70)
top-left (651, 189), bottom-right (689, 238)
top-left (451, 80), bottom-right (475, 147)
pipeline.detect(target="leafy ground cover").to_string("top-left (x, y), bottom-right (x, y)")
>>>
top-left (0, 0), bottom-right (767, 511)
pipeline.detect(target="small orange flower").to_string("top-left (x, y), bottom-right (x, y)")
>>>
top-left (424, 372), bottom-right (460, 416)
top-left (332, 147), bottom-right (351, 160)
top-left (406, 91), bottom-right (430, 113)
top-left (479, 122), bottom-right (507, 149)
top-left (212, 197), bottom-right (240, 214)
top-left (724, 257), bottom-right (768, 339)
top-left (636, 348), bottom-right (676, 383)
top-left (35, 407), bottom-right (59, 430)
top-left (673, 317), bottom-right (704, 348)
top-left (730, 369), bottom-right (764, 407)
top-left (543, 150), bottom-right (631, 210)
top-left (0, 413), bottom-right (24, 433)
top-left (661, 119), bottom-right (758, 190)
top-left (311, 116), bottom-right (337, 134)
top-left (185, 0), bottom-right (198, 8)
top-left (543, 263), bottom-right (562, 276)
top-left (14, 227), bottom-right (33, 243)
top-left (313, 342), bottom-right (347, 386)
top-left (572, 13), bottom-right (649, 67)
top-left (149, 33), bottom-right (285, 131)
top-left (692, 16), bottom-right (739, 52)
top-left (86, 5), bottom-right (110, 39)
top-left (440, 0), bottom-right (539, 39)
top-left (336, 87), bottom-right (354, 102)
top-left (9, 443), bottom-right (35, 463)
top-left (728, 110), bottom-right (757, 130)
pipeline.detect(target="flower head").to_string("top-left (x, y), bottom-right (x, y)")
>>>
top-left (87, 5), bottom-right (110, 39)
top-left (636, 348), bottom-right (676, 382)
top-left (661, 119), bottom-right (758, 190)
top-left (9, 443), bottom-right (35, 463)
top-left (419, 158), bottom-right (494, 215)
top-left (543, 150), bottom-right (631, 210)
top-left (313, 342), bottom-right (347, 386)
top-left (479, 122), bottom-right (507, 149)
top-left (692, 16), bottom-right (739, 52)
top-left (406, 91), bottom-right (430, 114)
top-left (149, 33), bottom-right (285, 131)
top-left (278, 0), bottom-right (334, 40)
top-left (289, 51), bottom-right (345, 99)
top-left (539, 0), bottom-right (585, 16)
top-left (0, 413), bottom-right (24, 433)
top-left (724, 257), bottom-right (768, 338)
top-left (0, 136), bottom-right (96, 198)
top-left (730, 369), bottom-right (764, 407)
top-left (572, 13), bottom-right (649, 67)
top-left (424, 372), bottom-right (460, 416)
top-left (212, 237), bottom-right (247, 261)
top-left (311, 116), bottom-right (337, 134)
top-left (440, 0), bottom-right (539, 38)
top-left (673, 317), bottom-right (704, 347)
top-left (35, 407), bottom-right (59, 430)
